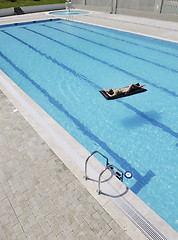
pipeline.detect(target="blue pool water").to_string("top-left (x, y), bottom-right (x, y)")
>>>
top-left (50, 10), bottom-right (89, 15)
top-left (0, 19), bottom-right (177, 231)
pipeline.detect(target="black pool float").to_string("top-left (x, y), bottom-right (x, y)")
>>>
top-left (100, 83), bottom-right (147, 100)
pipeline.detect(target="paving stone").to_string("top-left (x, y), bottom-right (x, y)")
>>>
top-left (46, 231), bottom-right (58, 240)
top-left (109, 219), bottom-right (122, 234)
top-left (70, 221), bottom-right (82, 233)
top-left (9, 214), bottom-right (19, 227)
top-left (1, 213), bottom-right (10, 226)
top-left (107, 229), bottom-right (120, 240)
top-left (76, 230), bottom-right (88, 240)
top-left (2, 223), bottom-right (15, 240)
top-left (16, 232), bottom-right (28, 240)
top-left (13, 223), bottom-right (24, 237)
top-left (66, 231), bottom-right (76, 240)
top-left (89, 219), bottom-right (102, 234)
top-left (27, 232), bottom-right (37, 240)
top-left (22, 222), bottom-right (32, 236)
top-left (64, 213), bottom-right (75, 226)
top-left (99, 219), bottom-right (111, 234)
top-left (51, 222), bottom-right (62, 236)
top-left (0, 224), bottom-right (7, 240)
top-left (37, 232), bottom-right (48, 240)
top-left (86, 229), bottom-right (97, 240)
top-left (60, 222), bottom-right (72, 235)
top-left (55, 231), bottom-right (67, 240)
top-left (0, 90), bottom-right (132, 240)
top-left (31, 221), bottom-right (43, 237)
top-left (101, 211), bottom-right (113, 224)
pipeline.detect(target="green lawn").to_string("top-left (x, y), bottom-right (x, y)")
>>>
top-left (0, 0), bottom-right (66, 9)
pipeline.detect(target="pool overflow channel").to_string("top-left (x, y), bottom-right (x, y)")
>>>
top-left (84, 151), bottom-right (132, 194)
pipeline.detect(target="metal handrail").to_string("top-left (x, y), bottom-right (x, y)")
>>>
top-left (84, 151), bottom-right (109, 180)
top-left (98, 164), bottom-right (124, 194)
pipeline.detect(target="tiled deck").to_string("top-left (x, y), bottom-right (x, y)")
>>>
top-left (0, 90), bottom-right (131, 240)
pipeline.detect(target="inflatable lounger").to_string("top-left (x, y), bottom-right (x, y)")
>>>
top-left (100, 84), bottom-right (147, 100)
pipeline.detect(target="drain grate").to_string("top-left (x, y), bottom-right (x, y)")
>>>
top-left (115, 196), bottom-right (167, 240)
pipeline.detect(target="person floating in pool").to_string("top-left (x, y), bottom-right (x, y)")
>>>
top-left (104, 83), bottom-right (146, 97)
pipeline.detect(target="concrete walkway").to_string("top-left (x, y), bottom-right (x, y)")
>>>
top-left (0, 89), bottom-right (131, 240)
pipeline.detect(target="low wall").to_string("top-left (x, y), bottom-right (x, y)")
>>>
top-left (0, 3), bottom-right (65, 17)
top-left (0, 8), bottom-right (14, 17)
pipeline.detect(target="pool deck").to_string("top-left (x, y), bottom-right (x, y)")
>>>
top-left (0, 10), bottom-right (178, 240)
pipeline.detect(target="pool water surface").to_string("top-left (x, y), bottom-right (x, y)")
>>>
top-left (0, 19), bottom-right (177, 231)
top-left (49, 10), bottom-right (89, 15)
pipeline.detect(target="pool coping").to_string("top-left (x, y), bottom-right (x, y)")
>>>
top-left (0, 11), bottom-right (178, 239)
top-left (46, 10), bottom-right (178, 44)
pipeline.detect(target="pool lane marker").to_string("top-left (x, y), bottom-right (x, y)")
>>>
top-left (1, 30), bottom-right (178, 140)
top-left (0, 49), bottom-right (155, 193)
top-left (58, 19), bottom-right (178, 58)
top-left (45, 22), bottom-right (178, 74)
top-left (23, 26), bottom-right (178, 98)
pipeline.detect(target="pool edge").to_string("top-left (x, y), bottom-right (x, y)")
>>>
top-left (0, 70), bottom-right (177, 240)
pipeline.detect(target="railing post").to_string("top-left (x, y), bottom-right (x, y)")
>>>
top-left (111, 0), bottom-right (117, 14)
top-left (154, 0), bottom-right (164, 13)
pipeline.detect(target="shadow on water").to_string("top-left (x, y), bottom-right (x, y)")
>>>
top-left (104, 148), bottom-right (155, 195)
top-left (131, 170), bottom-right (155, 194)
top-left (121, 100), bottom-right (178, 139)
top-left (121, 111), bottom-right (162, 129)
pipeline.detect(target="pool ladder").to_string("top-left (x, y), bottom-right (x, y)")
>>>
top-left (65, 1), bottom-right (73, 21)
top-left (84, 151), bottom-right (132, 194)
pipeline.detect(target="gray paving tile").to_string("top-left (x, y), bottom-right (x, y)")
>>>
top-left (0, 90), bottom-right (132, 239)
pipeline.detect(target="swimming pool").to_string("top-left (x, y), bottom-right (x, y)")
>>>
top-left (49, 10), bottom-right (89, 15)
top-left (0, 19), bottom-right (177, 231)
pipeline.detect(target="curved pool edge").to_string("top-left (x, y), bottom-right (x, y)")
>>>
top-left (48, 9), bottom-right (90, 16)
top-left (0, 69), bottom-right (177, 240)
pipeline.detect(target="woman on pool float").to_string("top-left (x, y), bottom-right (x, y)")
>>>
top-left (104, 83), bottom-right (146, 97)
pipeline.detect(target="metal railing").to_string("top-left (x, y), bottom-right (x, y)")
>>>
top-left (73, 0), bottom-right (178, 17)
top-left (98, 164), bottom-right (124, 194)
top-left (84, 151), bottom-right (132, 195)
top-left (161, 0), bottom-right (178, 15)
top-left (84, 150), bottom-right (108, 180)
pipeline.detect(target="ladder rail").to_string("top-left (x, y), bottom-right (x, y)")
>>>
top-left (84, 151), bottom-right (109, 180)
top-left (98, 164), bottom-right (124, 194)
